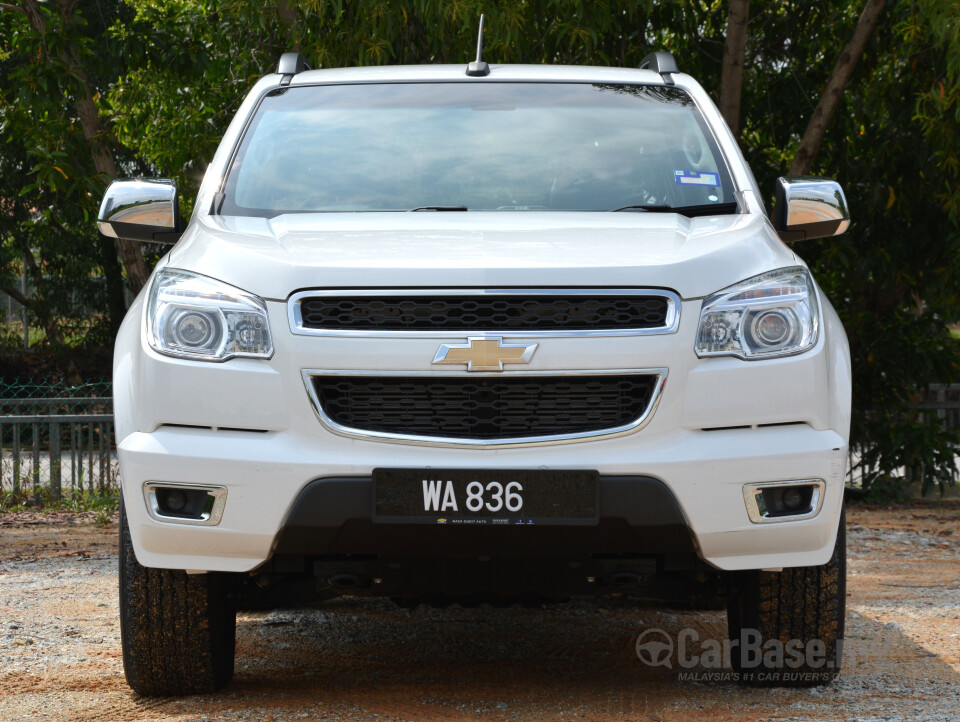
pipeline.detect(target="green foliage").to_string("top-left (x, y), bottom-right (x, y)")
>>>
top-left (104, 0), bottom-right (698, 202)
top-left (0, 487), bottom-right (119, 514)
top-left (745, 0), bottom-right (960, 496)
top-left (0, 1), bottom-right (133, 348)
top-left (2, 0), bottom-right (959, 498)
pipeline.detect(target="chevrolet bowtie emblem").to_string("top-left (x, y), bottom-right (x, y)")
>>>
top-left (432, 337), bottom-right (538, 372)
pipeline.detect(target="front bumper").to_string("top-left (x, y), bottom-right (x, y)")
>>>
top-left (119, 421), bottom-right (846, 573)
top-left (116, 294), bottom-right (851, 574)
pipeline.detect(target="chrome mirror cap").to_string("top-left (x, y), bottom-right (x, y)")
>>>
top-left (774, 176), bottom-right (850, 242)
top-left (97, 178), bottom-right (182, 244)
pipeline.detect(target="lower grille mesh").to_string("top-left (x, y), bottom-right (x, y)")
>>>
top-left (312, 375), bottom-right (658, 440)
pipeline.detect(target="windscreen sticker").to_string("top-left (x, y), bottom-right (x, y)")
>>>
top-left (674, 170), bottom-right (721, 187)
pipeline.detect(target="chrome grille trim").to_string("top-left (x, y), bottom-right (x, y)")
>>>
top-left (288, 288), bottom-right (681, 338)
top-left (301, 367), bottom-right (667, 448)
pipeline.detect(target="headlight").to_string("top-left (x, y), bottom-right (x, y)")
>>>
top-left (695, 267), bottom-right (819, 360)
top-left (146, 269), bottom-right (273, 361)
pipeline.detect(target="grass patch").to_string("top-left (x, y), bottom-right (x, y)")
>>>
top-left (0, 487), bottom-right (120, 517)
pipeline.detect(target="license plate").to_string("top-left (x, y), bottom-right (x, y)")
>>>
top-left (373, 468), bottom-right (599, 526)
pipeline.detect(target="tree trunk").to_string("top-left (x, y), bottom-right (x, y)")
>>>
top-left (98, 236), bottom-right (128, 336)
top-left (56, 0), bottom-right (151, 295)
top-left (66, 72), bottom-right (151, 296)
top-left (277, 0), bottom-right (299, 51)
top-left (789, 0), bottom-right (886, 175)
top-left (719, 0), bottom-right (750, 137)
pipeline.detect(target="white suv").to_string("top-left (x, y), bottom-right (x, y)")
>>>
top-left (100, 51), bottom-right (852, 695)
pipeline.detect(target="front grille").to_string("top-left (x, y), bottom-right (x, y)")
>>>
top-left (297, 294), bottom-right (671, 332)
top-left (312, 374), bottom-right (658, 441)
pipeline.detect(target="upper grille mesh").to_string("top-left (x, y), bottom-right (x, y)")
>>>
top-left (313, 374), bottom-right (657, 440)
top-left (297, 295), bottom-right (670, 332)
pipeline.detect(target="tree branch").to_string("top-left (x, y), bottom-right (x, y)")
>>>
top-left (0, 3), bottom-right (28, 16)
top-left (1, 285), bottom-right (32, 308)
top-left (788, 0), bottom-right (886, 175)
top-left (56, 0), bottom-right (80, 23)
top-left (14, 0), bottom-right (45, 34)
top-left (51, 0), bottom-right (149, 294)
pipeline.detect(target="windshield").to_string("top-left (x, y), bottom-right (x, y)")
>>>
top-left (221, 82), bottom-right (736, 216)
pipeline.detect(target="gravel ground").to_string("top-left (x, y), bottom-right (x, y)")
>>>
top-left (0, 504), bottom-right (958, 721)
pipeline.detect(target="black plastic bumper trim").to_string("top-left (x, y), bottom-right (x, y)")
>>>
top-left (273, 475), bottom-right (696, 557)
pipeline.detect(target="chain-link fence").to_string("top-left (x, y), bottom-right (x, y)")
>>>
top-left (0, 379), bottom-right (116, 496)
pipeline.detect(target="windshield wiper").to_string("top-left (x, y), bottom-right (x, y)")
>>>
top-left (410, 205), bottom-right (468, 212)
top-left (612, 202), bottom-right (738, 218)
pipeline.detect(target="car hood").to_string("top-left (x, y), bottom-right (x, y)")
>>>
top-left (166, 211), bottom-right (797, 301)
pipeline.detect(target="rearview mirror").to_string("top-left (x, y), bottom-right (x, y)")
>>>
top-left (97, 178), bottom-right (183, 245)
top-left (774, 177), bottom-right (850, 242)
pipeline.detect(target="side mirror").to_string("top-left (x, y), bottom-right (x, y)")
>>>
top-left (97, 178), bottom-right (183, 245)
top-left (774, 177), bottom-right (850, 242)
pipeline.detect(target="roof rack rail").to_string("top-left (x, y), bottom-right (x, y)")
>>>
top-left (639, 52), bottom-right (679, 86)
top-left (277, 52), bottom-right (310, 86)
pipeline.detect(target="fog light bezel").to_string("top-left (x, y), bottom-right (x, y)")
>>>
top-left (742, 479), bottom-right (825, 524)
top-left (143, 482), bottom-right (227, 526)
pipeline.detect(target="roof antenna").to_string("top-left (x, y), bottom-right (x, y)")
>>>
top-left (466, 14), bottom-right (490, 77)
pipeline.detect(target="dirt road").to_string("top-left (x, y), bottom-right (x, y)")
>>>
top-left (0, 504), bottom-right (958, 721)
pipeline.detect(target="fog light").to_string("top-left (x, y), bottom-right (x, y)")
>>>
top-left (155, 487), bottom-right (208, 517)
top-left (743, 480), bottom-right (825, 523)
top-left (780, 486), bottom-right (805, 511)
top-left (760, 485), bottom-right (814, 517)
top-left (163, 489), bottom-right (187, 513)
top-left (145, 483), bottom-right (227, 526)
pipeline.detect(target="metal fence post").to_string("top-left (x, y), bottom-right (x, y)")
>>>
top-left (87, 421), bottom-right (94, 493)
top-left (12, 422), bottom-right (20, 494)
top-left (69, 422), bottom-right (75, 489)
top-left (49, 420), bottom-right (61, 499)
top-left (98, 422), bottom-right (105, 493)
top-left (0, 381), bottom-right (114, 493)
top-left (31, 421), bottom-right (40, 498)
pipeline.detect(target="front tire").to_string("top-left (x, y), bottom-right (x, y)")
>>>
top-left (119, 500), bottom-right (236, 695)
top-left (726, 506), bottom-right (846, 687)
